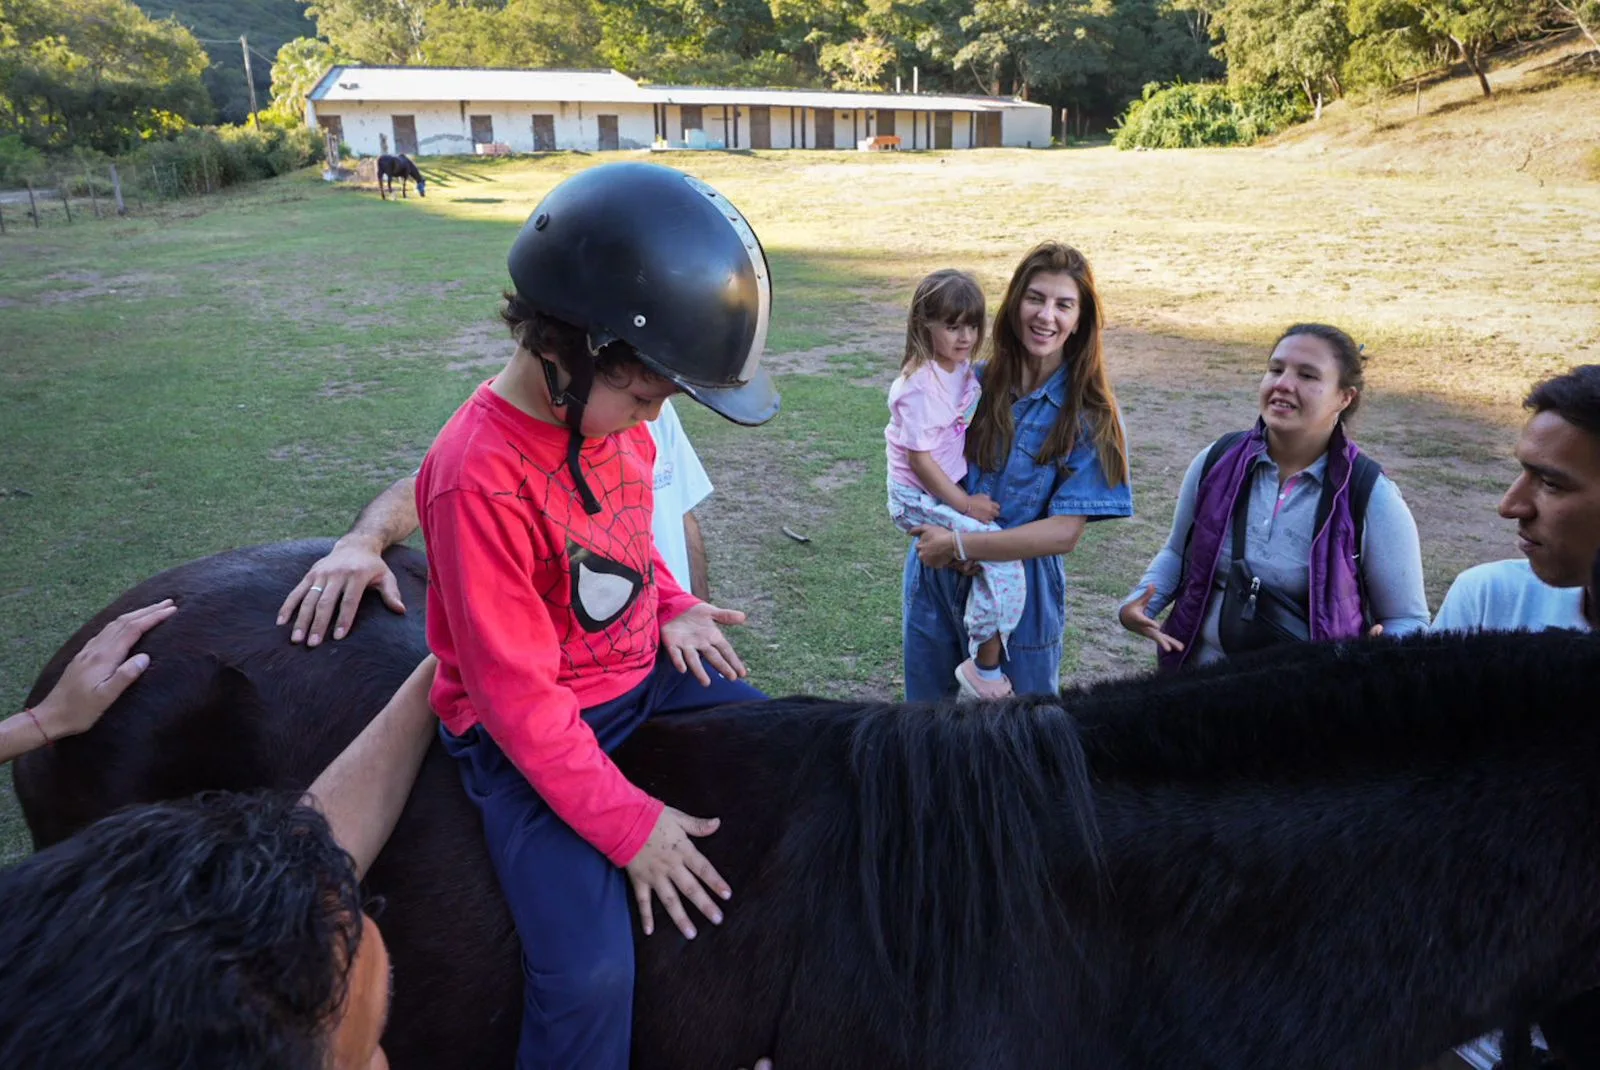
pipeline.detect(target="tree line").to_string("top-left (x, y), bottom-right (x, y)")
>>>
top-left (3, 0), bottom-right (1595, 165)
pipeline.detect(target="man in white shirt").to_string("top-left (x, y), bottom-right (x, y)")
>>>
top-left (1434, 366), bottom-right (1600, 1070)
top-left (1432, 365), bottom-right (1600, 635)
top-left (277, 401), bottom-right (718, 645)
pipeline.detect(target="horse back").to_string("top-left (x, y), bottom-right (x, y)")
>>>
top-left (14, 540), bottom-right (521, 1070)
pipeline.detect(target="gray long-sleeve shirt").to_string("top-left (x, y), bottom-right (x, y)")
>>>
top-left (1125, 443), bottom-right (1430, 666)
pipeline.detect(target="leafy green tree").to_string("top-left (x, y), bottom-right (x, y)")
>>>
top-left (304, 0), bottom-right (428, 64)
top-left (1213, 0), bottom-right (1351, 116)
top-left (597, 0), bottom-right (785, 82)
top-left (424, 0), bottom-right (603, 68)
top-left (954, 0), bottom-right (1113, 100)
top-left (1342, 0), bottom-right (1441, 108)
top-left (817, 33), bottom-right (894, 87)
top-left (1410, 0), bottom-right (1539, 96)
top-left (0, 0), bottom-right (211, 151)
top-left (267, 36), bottom-right (339, 119)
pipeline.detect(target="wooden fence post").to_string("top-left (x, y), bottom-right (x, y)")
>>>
top-left (59, 176), bottom-right (73, 223)
top-left (86, 169), bottom-right (100, 218)
top-left (25, 181), bottom-right (39, 227)
top-left (0, 200), bottom-right (6, 234)
top-left (110, 164), bottom-right (126, 216)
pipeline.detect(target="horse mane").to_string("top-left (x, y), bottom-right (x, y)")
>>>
top-left (849, 697), bottom-right (1103, 992)
top-left (753, 629), bottom-right (1600, 1061)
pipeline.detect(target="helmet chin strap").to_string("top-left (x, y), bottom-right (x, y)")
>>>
top-left (539, 355), bottom-right (602, 516)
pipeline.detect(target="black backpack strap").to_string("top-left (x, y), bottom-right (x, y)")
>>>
top-left (1182, 430), bottom-right (1251, 561)
top-left (1201, 430), bottom-right (1251, 485)
top-left (1350, 454), bottom-right (1382, 629)
top-left (1313, 450), bottom-right (1384, 627)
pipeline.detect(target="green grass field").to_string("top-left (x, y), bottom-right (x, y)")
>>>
top-left (3, 144), bottom-right (1598, 862)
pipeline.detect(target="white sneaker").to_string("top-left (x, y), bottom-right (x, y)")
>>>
top-left (954, 658), bottom-right (1014, 701)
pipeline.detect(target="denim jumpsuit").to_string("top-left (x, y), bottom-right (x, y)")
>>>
top-left (901, 364), bottom-right (1133, 700)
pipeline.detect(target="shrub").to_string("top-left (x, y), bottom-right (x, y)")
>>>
top-left (125, 122), bottom-right (324, 195)
top-left (0, 135), bottom-right (47, 186)
top-left (1113, 81), bottom-right (1309, 149)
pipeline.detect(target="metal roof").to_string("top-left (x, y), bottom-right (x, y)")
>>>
top-left (308, 67), bottom-right (644, 104)
top-left (638, 83), bottom-right (1035, 112)
top-left (307, 66), bottom-right (1046, 113)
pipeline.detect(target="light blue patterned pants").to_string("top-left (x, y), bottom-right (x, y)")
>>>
top-left (889, 480), bottom-right (1026, 660)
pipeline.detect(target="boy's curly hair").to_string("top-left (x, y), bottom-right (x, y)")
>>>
top-left (500, 290), bottom-right (666, 388)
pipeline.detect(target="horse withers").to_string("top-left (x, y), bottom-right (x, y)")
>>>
top-left (377, 154), bottom-right (425, 199)
top-left (15, 540), bottom-right (1600, 1070)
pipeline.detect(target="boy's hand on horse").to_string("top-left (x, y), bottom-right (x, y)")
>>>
top-left (278, 536), bottom-right (407, 647)
top-left (660, 603), bottom-right (748, 685)
top-left (625, 805), bottom-right (732, 940)
top-left (1119, 585), bottom-right (1186, 655)
top-left (31, 599), bottom-right (177, 740)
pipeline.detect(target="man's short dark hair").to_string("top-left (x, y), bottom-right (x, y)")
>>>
top-left (1526, 365), bottom-right (1600, 438)
top-left (0, 792), bottom-right (363, 1070)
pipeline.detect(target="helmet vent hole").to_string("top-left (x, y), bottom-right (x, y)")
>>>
top-left (633, 314), bottom-right (647, 327)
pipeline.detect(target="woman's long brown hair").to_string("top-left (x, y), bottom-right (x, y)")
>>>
top-left (966, 241), bottom-right (1129, 487)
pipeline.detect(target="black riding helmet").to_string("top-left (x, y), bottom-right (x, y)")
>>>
top-left (508, 162), bottom-right (779, 426)
top-left (507, 163), bottom-right (777, 514)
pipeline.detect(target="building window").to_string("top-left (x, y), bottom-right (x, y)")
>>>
top-left (597, 114), bottom-right (619, 151)
top-left (680, 105), bottom-right (703, 136)
top-left (317, 115), bottom-right (344, 142)
top-left (470, 115), bottom-right (494, 145)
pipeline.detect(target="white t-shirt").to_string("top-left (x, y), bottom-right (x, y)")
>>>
top-left (646, 399), bottom-right (713, 590)
top-left (1430, 558), bottom-right (1590, 633)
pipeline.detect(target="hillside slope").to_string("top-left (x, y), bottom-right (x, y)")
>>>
top-left (1263, 33), bottom-right (1600, 184)
top-left (135, 1), bottom-right (315, 124)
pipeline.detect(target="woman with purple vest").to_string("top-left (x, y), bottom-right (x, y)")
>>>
top-left (1118, 323), bottom-right (1428, 669)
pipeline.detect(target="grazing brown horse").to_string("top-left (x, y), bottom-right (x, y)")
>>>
top-left (377, 154), bottom-right (426, 199)
top-left (15, 540), bottom-right (1600, 1070)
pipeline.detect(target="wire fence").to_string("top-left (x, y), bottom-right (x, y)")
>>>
top-left (0, 156), bottom-right (269, 233)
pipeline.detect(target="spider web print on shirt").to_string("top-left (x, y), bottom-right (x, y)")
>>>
top-left (494, 436), bottom-right (657, 682)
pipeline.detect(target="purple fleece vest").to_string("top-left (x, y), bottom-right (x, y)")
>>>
top-left (1158, 422), bottom-right (1366, 671)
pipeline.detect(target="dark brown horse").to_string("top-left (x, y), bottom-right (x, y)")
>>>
top-left (377, 154), bottom-right (425, 199)
top-left (15, 540), bottom-right (1600, 1070)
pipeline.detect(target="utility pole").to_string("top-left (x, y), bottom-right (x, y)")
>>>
top-left (240, 35), bottom-right (261, 127)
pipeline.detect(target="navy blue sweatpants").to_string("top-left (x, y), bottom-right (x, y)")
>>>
top-left (441, 656), bottom-right (766, 1070)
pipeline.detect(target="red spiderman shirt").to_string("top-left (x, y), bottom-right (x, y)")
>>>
top-left (418, 382), bottom-right (699, 866)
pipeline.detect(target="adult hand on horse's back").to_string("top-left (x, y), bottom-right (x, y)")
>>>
top-left (278, 536), bottom-right (406, 647)
top-left (4, 599), bottom-right (176, 761)
top-left (625, 805), bottom-right (732, 941)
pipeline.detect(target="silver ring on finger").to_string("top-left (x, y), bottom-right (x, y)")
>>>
top-left (308, 585), bottom-right (325, 594)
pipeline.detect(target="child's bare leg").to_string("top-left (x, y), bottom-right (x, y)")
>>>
top-left (975, 634), bottom-right (1004, 671)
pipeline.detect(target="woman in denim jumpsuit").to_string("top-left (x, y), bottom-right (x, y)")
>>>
top-left (903, 242), bottom-right (1134, 700)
